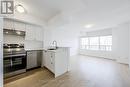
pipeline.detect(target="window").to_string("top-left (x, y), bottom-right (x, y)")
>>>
top-left (80, 35), bottom-right (112, 51)
top-left (80, 38), bottom-right (89, 49)
top-left (89, 37), bottom-right (99, 50)
top-left (100, 36), bottom-right (112, 51)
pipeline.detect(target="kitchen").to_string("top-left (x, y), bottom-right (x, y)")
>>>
top-left (0, 0), bottom-right (130, 87)
top-left (3, 18), bottom-right (70, 80)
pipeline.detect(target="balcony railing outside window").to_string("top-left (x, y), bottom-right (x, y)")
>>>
top-left (80, 36), bottom-right (112, 51)
top-left (81, 45), bottom-right (112, 51)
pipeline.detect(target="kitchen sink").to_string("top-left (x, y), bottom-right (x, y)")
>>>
top-left (48, 48), bottom-right (56, 50)
top-left (47, 47), bottom-right (58, 50)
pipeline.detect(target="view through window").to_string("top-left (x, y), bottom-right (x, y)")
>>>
top-left (80, 35), bottom-right (112, 51)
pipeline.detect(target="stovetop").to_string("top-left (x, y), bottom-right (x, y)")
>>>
top-left (3, 44), bottom-right (26, 56)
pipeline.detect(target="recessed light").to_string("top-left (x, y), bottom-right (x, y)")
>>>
top-left (84, 24), bottom-right (94, 28)
top-left (16, 4), bottom-right (25, 13)
top-left (16, 31), bottom-right (21, 35)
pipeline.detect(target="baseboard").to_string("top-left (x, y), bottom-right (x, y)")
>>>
top-left (116, 58), bottom-right (129, 64)
top-left (79, 54), bottom-right (115, 60)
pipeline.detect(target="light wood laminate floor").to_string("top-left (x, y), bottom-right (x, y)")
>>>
top-left (4, 55), bottom-right (130, 87)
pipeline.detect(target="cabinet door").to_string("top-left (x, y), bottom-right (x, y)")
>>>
top-left (49, 52), bottom-right (55, 73)
top-left (27, 51), bottom-right (37, 69)
top-left (25, 24), bottom-right (35, 40)
top-left (45, 51), bottom-right (54, 73)
top-left (42, 51), bottom-right (47, 67)
top-left (14, 21), bottom-right (26, 31)
top-left (37, 51), bottom-right (42, 67)
top-left (45, 51), bottom-right (51, 70)
top-left (35, 27), bottom-right (43, 41)
top-left (3, 19), bottom-right (14, 29)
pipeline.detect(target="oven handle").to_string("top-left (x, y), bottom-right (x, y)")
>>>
top-left (4, 54), bottom-right (26, 58)
top-left (10, 58), bottom-right (13, 66)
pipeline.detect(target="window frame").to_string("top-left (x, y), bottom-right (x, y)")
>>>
top-left (80, 35), bottom-right (112, 51)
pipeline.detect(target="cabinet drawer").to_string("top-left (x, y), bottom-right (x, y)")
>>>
top-left (43, 51), bottom-right (55, 73)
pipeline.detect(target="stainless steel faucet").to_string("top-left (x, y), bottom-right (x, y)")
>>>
top-left (52, 40), bottom-right (57, 48)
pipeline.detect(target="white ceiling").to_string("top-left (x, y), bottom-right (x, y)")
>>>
top-left (16, 0), bottom-right (130, 30)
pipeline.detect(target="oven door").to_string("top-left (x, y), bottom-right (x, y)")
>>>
top-left (11, 54), bottom-right (26, 71)
top-left (4, 54), bottom-right (26, 74)
top-left (4, 57), bottom-right (12, 73)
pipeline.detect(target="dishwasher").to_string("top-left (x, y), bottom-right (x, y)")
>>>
top-left (27, 51), bottom-right (42, 70)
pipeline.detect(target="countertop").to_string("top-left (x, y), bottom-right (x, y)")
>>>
top-left (25, 49), bottom-right (44, 51)
top-left (25, 47), bottom-right (70, 52)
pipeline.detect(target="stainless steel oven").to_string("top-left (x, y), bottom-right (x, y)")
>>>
top-left (4, 44), bottom-right (26, 78)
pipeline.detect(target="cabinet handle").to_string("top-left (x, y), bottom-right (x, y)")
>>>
top-left (50, 57), bottom-right (53, 64)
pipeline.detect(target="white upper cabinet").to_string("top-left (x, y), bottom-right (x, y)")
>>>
top-left (14, 21), bottom-right (26, 31)
top-left (4, 19), bottom-right (26, 31)
top-left (35, 26), bottom-right (43, 41)
top-left (3, 19), bottom-right (14, 29)
top-left (25, 24), bottom-right (43, 41)
top-left (4, 19), bottom-right (43, 42)
top-left (25, 24), bottom-right (36, 41)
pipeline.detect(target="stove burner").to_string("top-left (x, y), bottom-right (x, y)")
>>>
top-left (3, 44), bottom-right (26, 57)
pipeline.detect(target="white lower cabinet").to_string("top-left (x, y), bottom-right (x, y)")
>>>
top-left (42, 48), bottom-right (69, 78)
top-left (43, 51), bottom-right (54, 73)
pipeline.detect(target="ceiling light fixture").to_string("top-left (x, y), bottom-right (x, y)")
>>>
top-left (5, 31), bottom-right (8, 34)
top-left (84, 24), bottom-right (94, 28)
top-left (16, 4), bottom-right (25, 13)
top-left (16, 31), bottom-right (21, 35)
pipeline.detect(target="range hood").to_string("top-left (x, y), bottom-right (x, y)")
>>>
top-left (3, 29), bottom-right (25, 36)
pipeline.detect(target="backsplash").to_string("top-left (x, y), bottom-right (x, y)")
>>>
top-left (25, 40), bottom-right (43, 50)
top-left (4, 34), bottom-right (25, 44)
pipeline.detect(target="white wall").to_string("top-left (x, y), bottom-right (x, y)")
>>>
top-left (50, 28), bottom-right (79, 56)
top-left (0, 17), bottom-right (3, 87)
top-left (129, 23), bottom-right (130, 67)
top-left (112, 23), bottom-right (129, 64)
top-left (79, 22), bottom-right (130, 64)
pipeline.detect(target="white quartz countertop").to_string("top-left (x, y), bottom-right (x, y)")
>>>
top-left (25, 47), bottom-right (70, 52)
